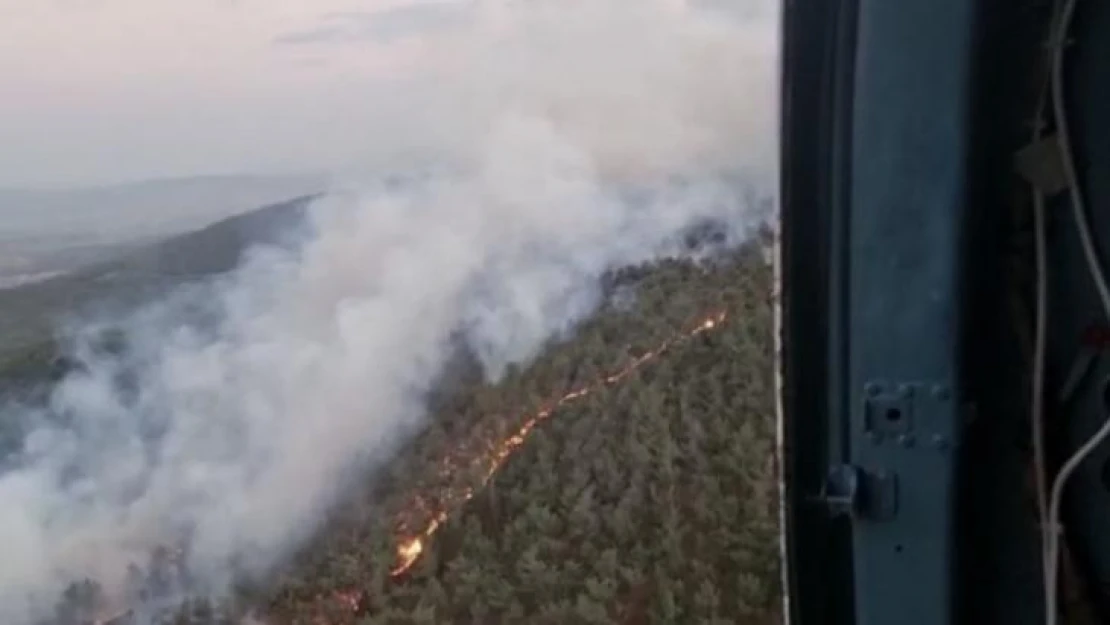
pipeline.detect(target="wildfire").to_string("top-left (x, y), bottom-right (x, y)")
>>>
top-left (90, 310), bottom-right (728, 625)
top-left (388, 309), bottom-right (727, 577)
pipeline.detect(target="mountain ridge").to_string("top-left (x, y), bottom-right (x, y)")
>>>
top-left (0, 193), bottom-right (320, 381)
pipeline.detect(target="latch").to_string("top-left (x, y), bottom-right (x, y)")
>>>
top-left (822, 464), bottom-right (899, 521)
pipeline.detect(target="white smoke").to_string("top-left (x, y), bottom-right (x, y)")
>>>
top-left (0, 1), bottom-right (778, 622)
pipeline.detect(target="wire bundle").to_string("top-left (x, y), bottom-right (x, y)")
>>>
top-left (1029, 1), bottom-right (1110, 623)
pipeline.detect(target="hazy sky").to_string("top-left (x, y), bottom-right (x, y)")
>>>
top-left (0, 0), bottom-right (485, 188)
top-left (0, 0), bottom-right (768, 189)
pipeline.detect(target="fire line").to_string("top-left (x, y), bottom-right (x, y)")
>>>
top-left (387, 309), bottom-right (728, 577)
top-left (98, 309), bottom-right (729, 625)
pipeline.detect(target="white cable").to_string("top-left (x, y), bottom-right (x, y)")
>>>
top-left (1045, 404), bottom-right (1110, 625)
top-left (1052, 0), bottom-right (1110, 318)
top-left (1043, 1), bottom-right (1110, 623)
top-left (1031, 1), bottom-right (1064, 615)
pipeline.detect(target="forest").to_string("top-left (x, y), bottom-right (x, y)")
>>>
top-left (28, 231), bottom-right (779, 625)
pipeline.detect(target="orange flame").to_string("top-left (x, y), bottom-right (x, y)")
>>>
top-left (388, 310), bottom-right (727, 577)
top-left (197, 310), bottom-right (724, 625)
top-left (94, 312), bottom-right (728, 625)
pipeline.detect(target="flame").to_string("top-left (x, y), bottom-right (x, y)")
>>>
top-left (388, 309), bottom-right (727, 577)
top-left (91, 310), bottom-right (728, 625)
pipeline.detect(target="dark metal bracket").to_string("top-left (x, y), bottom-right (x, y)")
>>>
top-left (864, 383), bottom-right (915, 438)
top-left (822, 464), bottom-right (899, 521)
top-left (862, 381), bottom-right (955, 450)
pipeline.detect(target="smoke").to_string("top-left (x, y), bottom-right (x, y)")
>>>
top-left (0, 1), bottom-right (777, 622)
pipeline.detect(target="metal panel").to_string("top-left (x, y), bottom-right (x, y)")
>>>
top-left (846, 1), bottom-right (975, 623)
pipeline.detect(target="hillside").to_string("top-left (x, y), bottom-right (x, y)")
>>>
top-left (0, 194), bottom-right (318, 380)
top-left (214, 243), bottom-right (776, 625)
top-left (5, 197), bottom-right (779, 625)
top-left (0, 174), bottom-right (325, 244)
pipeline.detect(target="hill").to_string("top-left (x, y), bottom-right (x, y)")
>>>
top-left (0, 174), bottom-right (325, 245)
top-left (0, 194), bottom-right (318, 386)
top-left (134, 242), bottom-right (778, 625)
top-left (3, 194), bottom-right (779, 625)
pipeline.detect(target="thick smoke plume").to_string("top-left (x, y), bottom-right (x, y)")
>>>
top-left (0, 1), bottom-right (777, 622)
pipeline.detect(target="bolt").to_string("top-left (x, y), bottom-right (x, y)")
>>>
top-left (897, 434), bottom-right (916, 448)
top-left (931, 385), bottom-right (951, 401)
top-left (866, 431), bottom-right (883, 445)
top-left (931, 434), bottom-right (950, 450)
top-left (898, 384), bottom-right (914, 398)
top-left (865, 382), bottom-right (882, 398)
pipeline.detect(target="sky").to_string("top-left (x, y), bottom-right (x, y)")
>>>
top-left (0, 3), bottom-right (782, 620)
top-left (0, 0), bottom-right (480, 188)
top-left (0, 0), bottom-right (773, 189)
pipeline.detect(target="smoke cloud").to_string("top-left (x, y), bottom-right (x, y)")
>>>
top-left (0, 1), bottom-right (777, 622)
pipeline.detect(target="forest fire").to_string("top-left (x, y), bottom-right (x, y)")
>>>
top-left (93, 310), bottom-right (728, 625)
top-left (387, 309), bottom-right (728, 577)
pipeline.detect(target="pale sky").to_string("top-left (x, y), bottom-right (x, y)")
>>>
top-left (0, 0), bottom-right (769, 189)
top-left (0, 0), bottom-right (474, 188)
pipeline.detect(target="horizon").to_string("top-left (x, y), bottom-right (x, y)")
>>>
top-left (0, 171), bottom-right (325, 193)
top-left (0, 0), bottom-right (772, 189)
top-left (0, 2), bottom-right (781, 621)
